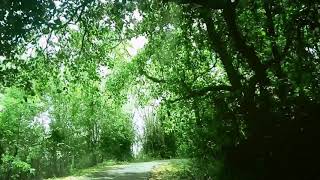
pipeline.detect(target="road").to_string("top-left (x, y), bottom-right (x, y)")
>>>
top-left (56, 160), bottom-right (170, 180)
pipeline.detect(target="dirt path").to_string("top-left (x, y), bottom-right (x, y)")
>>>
top-left (56, 160), bottom-right (170, 180)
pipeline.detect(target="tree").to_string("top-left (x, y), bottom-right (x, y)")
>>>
top-left (130, 0), bottom-right (320, 179)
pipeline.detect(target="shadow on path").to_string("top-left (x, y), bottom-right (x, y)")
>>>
top-left (84, 160), bottom-right (170, 180)
top-left (87, 171), bottom-right (149, 180)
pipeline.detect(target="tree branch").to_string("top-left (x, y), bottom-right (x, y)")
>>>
top-left (222, 6), bottom-right (269, 85)
top-left (164, 0), bottom-right (238, 9)
top-left (191, 84), bottom-right (232, 96)
top-left (140, 69), bottom-right (166, 83)
top-left (49, 0), bottom-right (90, 31)
top-left (80, 24), bottom-right (88, 55)
top-left (262, 0), bottom-right (291, 103)
top-left (201, 10), bottom-right (242, 90)
top-left (263, 0), bottom-right (285, 79)
top-left (166, 84), bottom-right (232, 103)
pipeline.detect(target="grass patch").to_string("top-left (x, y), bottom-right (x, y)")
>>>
top-left (149, 159), bottom-right (193, 180)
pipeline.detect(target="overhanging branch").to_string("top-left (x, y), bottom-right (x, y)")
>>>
top-left (166, 84), bottom-right (232, 103)
top-left (201, 10), bottom-right (242, 90)
top-left (163, 0), bottom-right (238, 9)
top-left (140, 69), bottom-right (166, 83)
top-left (222, 6), bottom-right (269, 85)
top-left (191, 84), bottom-right (232, 96)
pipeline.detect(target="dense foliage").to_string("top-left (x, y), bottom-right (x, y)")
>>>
top-left (0, 13), bottom-right (135, 178)
top-left (1, 0), bottom-right (320, 179)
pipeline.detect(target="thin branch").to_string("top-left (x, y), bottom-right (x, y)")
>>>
top-left (80, 24), bottom-right (88, 55)
top-left (53, 0), bottom-right (90, 31)
top-left (44, 33), bottom-right (53, 60)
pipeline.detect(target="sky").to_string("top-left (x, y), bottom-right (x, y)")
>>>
top-left (127, 36), bottom-right (148, 57)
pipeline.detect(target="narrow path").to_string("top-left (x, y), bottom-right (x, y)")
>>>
top-left (59, 160), bottom-right (170, 180)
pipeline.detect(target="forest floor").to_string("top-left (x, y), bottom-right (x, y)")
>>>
top-left (51, 160), bottom-right (171, 180)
